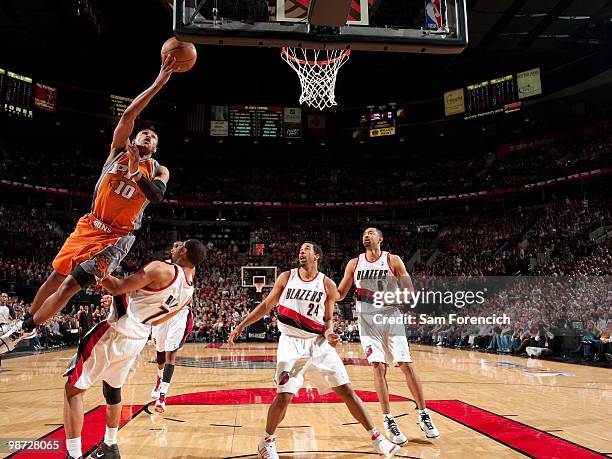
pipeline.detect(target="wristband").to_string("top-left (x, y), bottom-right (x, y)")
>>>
top-left (126, 170), bottom-right (142, 181)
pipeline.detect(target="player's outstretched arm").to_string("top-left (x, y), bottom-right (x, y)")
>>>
top-left (151, 298), bottom-right (192, 326)
top-left (100, 261), bottom-right (171, 296)
top-left (337, 258), bottom-right (358, 301)
top-left (106, 55), bottom-right (177, 164)
top-left (228, 271), bottom-right (289, 345)
top-left (323, 277), bottom-right (341, 347)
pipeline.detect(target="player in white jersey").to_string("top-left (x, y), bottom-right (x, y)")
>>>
top-left (0, 292), bottom-right (15, 336)
top-left (338, 228), bottom-right (440, 445)
top-left (229, 242), bottom-right (401, 459)
top-left (150, 300), bottom-right (194, 413)
top-left (62, 239), bottom-right (205, 459)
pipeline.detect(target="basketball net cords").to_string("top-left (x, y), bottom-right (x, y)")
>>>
top-left (282, 48), bottom-right (350, 110)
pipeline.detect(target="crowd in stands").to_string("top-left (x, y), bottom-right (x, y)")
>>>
top-left (2, 120), bottom-right (610, 203)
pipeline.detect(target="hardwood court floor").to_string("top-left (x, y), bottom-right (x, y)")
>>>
top-left (0, 342), bottom-right (610, 458)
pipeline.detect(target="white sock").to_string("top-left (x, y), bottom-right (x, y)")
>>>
top-left (419, 408), bottom-right (428, 415)
top-left (383, 413), bottom-right (393, 421)
top-left (264, 431), bottom-right (274, 439)
top-left (66, 437), bottom-right (82, 458)
top-left (157, 368), bottom-right (164, 378)
top-left (160, 382), bottom-right (170, 395)
top-left (368, 427), bottom-right (380, 441)
top-left (104, 426), bottom-right (118, 446)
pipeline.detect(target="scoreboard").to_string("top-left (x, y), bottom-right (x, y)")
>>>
top-left (109, 94), bottom-right (134, 122)
top-left (0, 69), bottom-right (34, 118)
top-left (465, 75), bottom-right (519, 120)
top-left (360, 103), bottom-right (406, 138)
top-left (229, 105), bottom-right (284, 138)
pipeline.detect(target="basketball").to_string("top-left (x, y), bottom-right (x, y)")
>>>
top-left (161, 37), bottom-right (197, 73)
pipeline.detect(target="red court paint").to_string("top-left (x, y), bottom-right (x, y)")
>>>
top-left (167, 388), bottom-right (409, 406)
top-left (427, 400), bottom-right (606, 459)
top-left (11, 405), bottom-right (144, 459)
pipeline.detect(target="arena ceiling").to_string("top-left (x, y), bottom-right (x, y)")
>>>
top-left (1, 0), bottom-right (611, 105)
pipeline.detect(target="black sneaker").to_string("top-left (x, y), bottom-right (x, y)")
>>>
top-left (66, 454), bottom-right (82, 459)
top-left (90, 442), bottom-right (120, 459)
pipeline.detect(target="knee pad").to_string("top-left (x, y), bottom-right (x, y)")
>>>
top-left (70, 265), bottom-right (96, 289)
top-left (102, 381), bottom-right (122, 405)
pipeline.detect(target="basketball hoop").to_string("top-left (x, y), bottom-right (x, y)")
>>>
top-left (253, 275), bottom-right (266, 293)
top-left (281, 47), bottom-right (351, 110)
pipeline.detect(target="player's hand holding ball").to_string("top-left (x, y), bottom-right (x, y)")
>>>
top-left (325, 330), bottom-right (340, 347)
top-left (155, 54), bottom-right (178, 87)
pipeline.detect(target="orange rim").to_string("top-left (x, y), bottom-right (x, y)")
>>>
top-left (281, 47), bottom-right (351, 66)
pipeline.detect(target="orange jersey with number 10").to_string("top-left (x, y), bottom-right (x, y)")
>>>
top-left (91, 152), bottom-right (159, 232)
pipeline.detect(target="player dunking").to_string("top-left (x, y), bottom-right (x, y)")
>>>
top-left (229, 242), bottom-right (401, 459)
top-left (63, 239), bottom-right (205, 459)
top-left (338, 228), bottom-right (440, 445)
top-left (150, 290), bottom-right (195, 413)
top-left (0, 55), bottom-right (179, 355)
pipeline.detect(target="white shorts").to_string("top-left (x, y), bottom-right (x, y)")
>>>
top-left (0, 323), bottom-right (11, 335)
top-left (358, 314), bottom-right (412, 365)
top-left (64, 321), bottom-right (147, 390)
top-left (275, 333), bottom-right (350, 395)
top-left (151, 307), bottom-right (193, 352)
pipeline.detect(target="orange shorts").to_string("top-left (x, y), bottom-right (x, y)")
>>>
top-left (52, 215), bottom-right (135, 278)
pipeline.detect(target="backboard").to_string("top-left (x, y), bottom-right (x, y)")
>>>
top-left (241, 266), bottom-right (278, 289)
top-left (174, 0), bottom-right (468, 54)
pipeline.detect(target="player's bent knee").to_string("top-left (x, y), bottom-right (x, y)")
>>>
top-left (48, 270), bottom-right (67, 287)
top-left (65, 381), bottom-right (84, 398)
top-left (70, 266), bottom-right (95, 289)
top-left (102, 381), bottom-right (122, 405)
top-left (372, 362), bottom-right (386, 372)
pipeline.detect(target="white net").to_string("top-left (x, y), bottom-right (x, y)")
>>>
top-left (281, 47), bottom-right (351, 110)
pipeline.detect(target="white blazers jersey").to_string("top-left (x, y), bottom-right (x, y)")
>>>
top-left (354, 251), bottom-right (397, 315)
top-left (0, 305), bottom-right (11, 324)
top-left (277, 269), bottom-right (327, 339)
top-left (107, 263), bottom-right (195, 339)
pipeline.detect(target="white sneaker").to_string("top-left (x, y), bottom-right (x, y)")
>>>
top-left (0, 321), bottom-right (37, 355)
top-left (384, 416), bottom-right (408, 445)
top-left (155, 394), bottom-right (166, 413)
top-left (151, 376), bottom-right (162, 398)
top-left (372, 431), bottom-right (401, 457)
top-left (258, 435), bottom-right (279, 459)
top-left (419, 411), bottom-right (440, 438)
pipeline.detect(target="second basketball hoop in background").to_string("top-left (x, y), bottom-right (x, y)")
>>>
top-left (282, 47), bottom-right (351, 110)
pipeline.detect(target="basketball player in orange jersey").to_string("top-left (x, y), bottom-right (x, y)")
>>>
top-left (337, 228), bottom-right (440, 445)
top-left (229, 242), bottom-right (401, 459)
top-left (63, 239), bottom-right (205, 459)
top-left (0, 55), bottom-right (178, 355)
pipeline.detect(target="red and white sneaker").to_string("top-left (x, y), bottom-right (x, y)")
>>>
top-left (155, 394), bottom-right (166, 413)
top-left (151, 376), bottom-right (162, 399)
top-left (258, 435), bottom-right (279, 459)
top-left (372, 431), bottom-right (401, 458)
